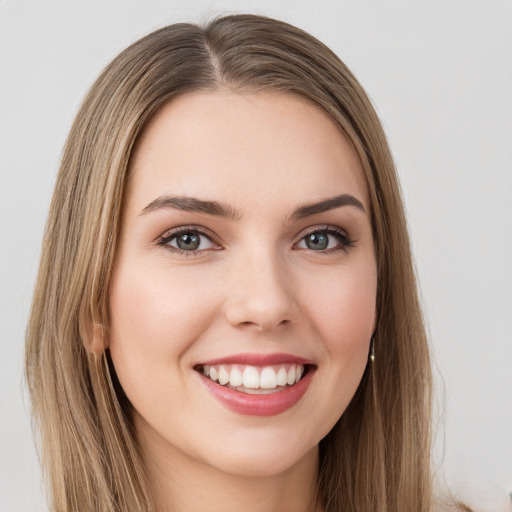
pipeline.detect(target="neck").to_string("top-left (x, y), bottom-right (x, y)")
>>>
top-left (138, 424), bottom-right (322, 512)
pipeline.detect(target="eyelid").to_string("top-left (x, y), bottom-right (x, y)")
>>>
top-left (155, 223), bottom-right (354, 255)
top-left (293, 224), bottom-right (355, 252)
top-left (156, 225), bottom-right (222, 253)
top-left (296, 224), bottom-right (349, 238)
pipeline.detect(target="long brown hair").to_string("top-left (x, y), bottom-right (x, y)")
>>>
top-left (26, 14), bottom-right (436, 511)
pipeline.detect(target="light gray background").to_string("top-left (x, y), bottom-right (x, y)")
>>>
top-left (1, 1), bottom-right (511, 511)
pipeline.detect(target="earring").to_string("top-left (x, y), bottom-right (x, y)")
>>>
top-left (97, 323), bottom-right (107, 337)
top-left (369, 334), bottom-right (375, 362)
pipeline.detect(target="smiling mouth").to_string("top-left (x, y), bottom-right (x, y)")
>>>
top-left (194, 363), bottom-right (310, 394)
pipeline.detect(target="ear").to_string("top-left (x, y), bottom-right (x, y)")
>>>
top-left (91, 322), bottom-right (110, 354)
top-left (80, 309), bottom-right (110, 356)
top-left (371, 305), bottom-right (378, 337)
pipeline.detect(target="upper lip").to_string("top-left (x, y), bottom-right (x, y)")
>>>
top-left (196, 352), bottom-right (315, 366)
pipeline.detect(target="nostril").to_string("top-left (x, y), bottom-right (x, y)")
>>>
top-left (234, 318), bottom-right (293, 331)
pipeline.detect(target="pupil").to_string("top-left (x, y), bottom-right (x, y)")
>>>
top-left (307, 233), bottom-right (328, 250)
top-left (177, 233), bottom-right (200, 250)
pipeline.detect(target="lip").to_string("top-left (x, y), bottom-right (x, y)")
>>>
top-left (196, 358), bottom-right (316, 417)
top-left (197, 352), bottom-right (314, 367)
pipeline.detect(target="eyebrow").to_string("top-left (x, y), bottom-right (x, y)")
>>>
top-left (290, 194), bottom-right (365, 219)
top-left (140, 193), bottom-right (365, 220)
top-left (140, 195), bottom-right (241, 220)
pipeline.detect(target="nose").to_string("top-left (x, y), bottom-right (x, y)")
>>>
top-left (223, 252), bottom-right (299, 331)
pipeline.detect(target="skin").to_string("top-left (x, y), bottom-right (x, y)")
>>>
top-left (103, 90), bottom-right (377, 512)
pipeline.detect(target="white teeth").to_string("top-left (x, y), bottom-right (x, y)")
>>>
top-left (287, 366), bottom-right (296, 385)
top-left (201, 363), bottom-right (307, 391)
top-left (242, 366), bottom-right (260, 389)
top-left (260, 367), bottom-right (277, 389)
top-left (218, 367), bottom-right (229, 385)
top-left (229, 367), bottom-right (243, 387)
top-left (276, 367), bottom-right (288, 386)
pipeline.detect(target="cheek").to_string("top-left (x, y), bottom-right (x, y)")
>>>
top-left (106, 262), bottom-right (226, 442)
top-left (107, 262), bottom-right (220, 396)
top-left (110, 262), bottom-right (216, 348)
top-left (298, 259), bottom-right (376, 427)
top-left (304, 260), bottom-right (377, 350)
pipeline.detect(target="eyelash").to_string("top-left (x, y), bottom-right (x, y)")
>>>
top-left (296, 225), bottom-right (355, 253)
top-left (157, 226), bottom-right (221, 256)
top-left (156, 225), bottom-right (355, 255)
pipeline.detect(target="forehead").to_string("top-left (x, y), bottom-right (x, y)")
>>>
top-left (127, 90), bottom-right (369, 214)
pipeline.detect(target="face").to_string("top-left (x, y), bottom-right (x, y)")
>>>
top-left (108, 91), bottom-right (377, 478)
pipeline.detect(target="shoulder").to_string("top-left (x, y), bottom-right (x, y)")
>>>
top-left (432, 502), bottom-right (473, 512)
top-left (433, 482), bottom-right (511, 512)
top-left (435, 455), bottom-right (511, 512)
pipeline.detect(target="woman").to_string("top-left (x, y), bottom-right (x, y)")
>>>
top-left (25, 14), bottom-right (470, 512)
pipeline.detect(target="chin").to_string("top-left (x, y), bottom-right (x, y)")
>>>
top-left (193, 424), bottom-right (322, 479)
top-left (207, 442), bottom-right (319, 479)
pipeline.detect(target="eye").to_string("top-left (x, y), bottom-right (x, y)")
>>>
top-left (295, 227), bottom-right (354, 252)
top-left (158, 227), bottom-right (220, 254)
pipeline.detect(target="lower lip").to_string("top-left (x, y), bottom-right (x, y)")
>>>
top-left (198, 367), bottom-right (315, 416)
